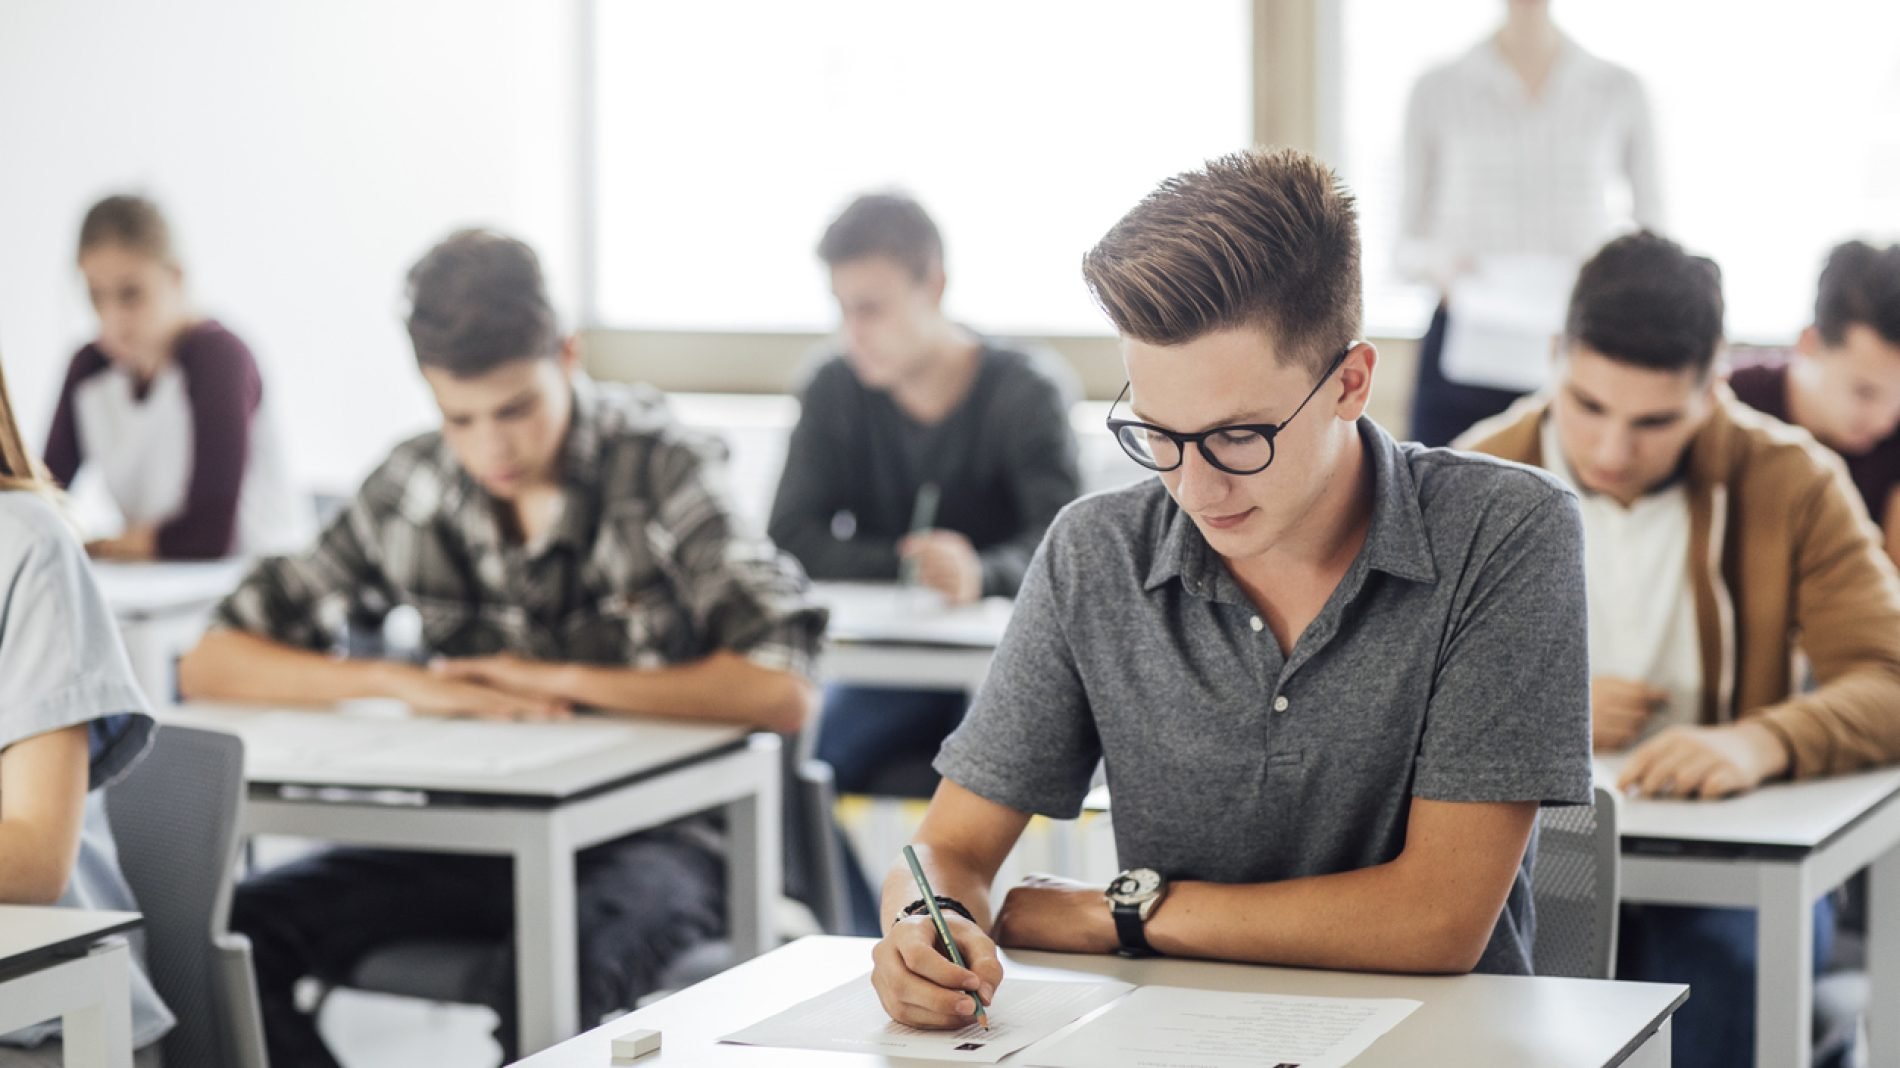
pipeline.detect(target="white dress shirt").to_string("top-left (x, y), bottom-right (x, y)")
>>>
top-left (1399, 35), bottom-right (1664, 284)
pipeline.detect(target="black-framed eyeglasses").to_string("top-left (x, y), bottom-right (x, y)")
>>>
top-left (1104, 342), bottom-right (1358, 475)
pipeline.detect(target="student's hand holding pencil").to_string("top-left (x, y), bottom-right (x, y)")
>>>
top-left (899, 530), bottom-right (982, 605)
top-left (872, 907), bottom-right (1004, 1030)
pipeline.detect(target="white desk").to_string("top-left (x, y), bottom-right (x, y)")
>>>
top-left (0, 906), bottom-right (141, 1068)
top-left (160, 702), bottom-right (783, 1057)
top-left (93, 559), bottom-right (249, 702)
top-left (513, 935), bottom-right (1686, 1067)
top-left (814, 582), bottom-right (1012, 692)
top-left (1606, 758), bottom-right (1900, 1068)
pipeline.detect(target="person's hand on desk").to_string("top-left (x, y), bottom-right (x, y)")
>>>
top-left (86, 524), bottom-right (158, 562)
top-left (381, 659), bottom-right (571, 722)
top-left (991, 874), bottom-right (1120, 955)
top-left (1592, 676), bottom-right (1667, 752)
top-left (872, 910), bottom-right (1004, 1029)
top-left (900, 530), bottom-right (982, 605)
top-left (1618, 721), bottom-right (1791, 799)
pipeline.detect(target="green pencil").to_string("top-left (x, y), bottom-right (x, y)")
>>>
top-left (901, 844), bottom-right (988, 1029)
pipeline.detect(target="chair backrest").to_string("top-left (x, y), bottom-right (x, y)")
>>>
top-left (1530, 780), bottom-right (1621, 979)
top-left (106, 724), bottom-right (267, 1068)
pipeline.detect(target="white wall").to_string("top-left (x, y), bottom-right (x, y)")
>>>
top-left (0, 0), bottom-right (577, 493)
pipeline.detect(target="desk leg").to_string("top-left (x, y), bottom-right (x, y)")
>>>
top-left (1870, 845), bottom-right (1900, 1067)
top-left (726, 735), bottom-right (782, 960)
top-left (514, 816), bottom-right (580, 1056)
top-left (1757, 864), bottom-right (1814, 1068)
top-left (60, 942), bottom-right (135, 1068)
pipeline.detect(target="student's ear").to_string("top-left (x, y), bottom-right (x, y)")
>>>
top-left (556, 335), bottom-right (583, 376)
top-left (1336, 342), bottom-right (1378, 420)
top-left (1796, 325), bottom-right (1824, 359)
top-left (923, 265), bottom-right (947, 308)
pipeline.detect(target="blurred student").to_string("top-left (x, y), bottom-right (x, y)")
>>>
top-left (1730, 240), bottom-right (1900, 566)
top-left (178, 229), bottom-right (825, 1067)
top-left (44, 194), bottom-right (309, 561)
top-left (1460, 231), bottom-right (1900, 1068)
top-left (769, 193), bottom-right (1080, 797)
top-left (1401, 0), bottom-right (1662, 445)
top-left (0, 352), bottom-right (174, 1067)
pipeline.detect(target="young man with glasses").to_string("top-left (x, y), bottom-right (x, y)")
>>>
top-left (868, 148), bottom-right (1594, 1029)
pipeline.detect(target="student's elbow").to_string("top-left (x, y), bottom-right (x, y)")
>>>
top-left (15, 860), bottom-right (73, 906)
top-left (761, 675), bottom-right (820, 735)
top-left (1, 839), bottom-right (76, 906)
top-left (176, 630), bottom-right (239, 700)
top-left (1414, 904), bottom-right (1501, 974)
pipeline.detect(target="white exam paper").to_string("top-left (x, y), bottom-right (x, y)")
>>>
top-left (721, 973), bottom-right (1134, 1063)
top-left (1440, 252), bottom-right (1577, 393)
top-left (1024, 985), bottom-right (1420, 1068)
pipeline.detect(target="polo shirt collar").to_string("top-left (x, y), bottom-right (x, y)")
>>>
top-left (1142, 417), bottom-right (1439, 596)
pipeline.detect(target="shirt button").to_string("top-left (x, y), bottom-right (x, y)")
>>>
top-left (1274, 695), bottom-right (1290, 713)
top-left (1250, 616), bottom-right (1265, 632)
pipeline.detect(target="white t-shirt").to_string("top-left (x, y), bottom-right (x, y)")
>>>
top-left (1543, 419), bottom-right (1703, 739)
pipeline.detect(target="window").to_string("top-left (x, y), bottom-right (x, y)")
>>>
top-left (1336, 0), bottom-right (1900, 342)
top-left (591, 0), bottom-right (1252, 335)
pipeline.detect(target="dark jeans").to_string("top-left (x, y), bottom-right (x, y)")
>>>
top-left (231, 830), bottom-right (724, 1068)
top-left (815, 685), bottom-right (968, 798)
top-left (1617, 898), bottom-right (1843, 1068)
top-left (1407, 303), bottom-right (1528, 448)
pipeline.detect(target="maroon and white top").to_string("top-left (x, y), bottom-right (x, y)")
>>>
top-left (43, 320), bottom-right (311, 559)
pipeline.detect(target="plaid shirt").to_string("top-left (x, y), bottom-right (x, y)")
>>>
top-left (216, 377), bottom-right (826, 677)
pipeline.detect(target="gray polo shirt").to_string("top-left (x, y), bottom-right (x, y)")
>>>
top-left (935, 417), bottom-right (1592, 975)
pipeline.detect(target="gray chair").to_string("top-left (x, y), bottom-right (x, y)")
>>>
top-left (106, 724), bottom-right (269, 1068)
top-left (338, 732), bottom-right (848, 1025)
top-left (1530, 779), bottom-right (1621, 979)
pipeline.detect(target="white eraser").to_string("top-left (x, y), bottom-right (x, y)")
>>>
top-left (610, 1027), bottom-right (661, 1060)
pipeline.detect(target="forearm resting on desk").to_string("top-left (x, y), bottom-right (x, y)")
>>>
top-left (1145, 799), bottom-right (1534, 973)
top-left (993, 797), bottom-right (1535, 975)
top-left (437, 650), bottom-right (819, 733)
top-left (180, 628), bottom-right (413, 705)
top-left (178, 628), bottom-right (569, 720)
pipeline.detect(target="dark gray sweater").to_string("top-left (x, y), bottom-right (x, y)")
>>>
top-left (768, 343), bottom-right (1081, 597)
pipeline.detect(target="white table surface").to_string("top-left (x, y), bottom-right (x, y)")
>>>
top-left (0, 906), bottom-right (140, 972)
top-left (514, 935), bottom-right (1685, 1068)
top-left (1600, 756), bottom-right (1900, 851)
top-left (161, 701), bottom-right (749, 799)
top-left (813, 582), bottom-right (1012, 692)
top-left (1595, 755), bottom-right (1900, 1068)
top-left (0, 907), bottom-right (141, 1068)
top-left (816, 582), bottom-right (1013, 648)
top-left (161, 702), bottom-right (781, 1056)
top-left (91, 558), bottom-right (250, 621)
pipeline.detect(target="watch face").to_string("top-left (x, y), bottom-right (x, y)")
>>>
top-left (1107, 868), bottom-right (1163, 904)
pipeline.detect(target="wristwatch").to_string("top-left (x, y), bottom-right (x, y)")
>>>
top-left (1105, 868), bottom-right (1169, 957)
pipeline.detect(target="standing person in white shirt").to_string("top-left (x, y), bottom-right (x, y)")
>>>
top-left (42, 194), bottom-right (311, 560)
top-left (1401, 0), bottom-right (1663, 446)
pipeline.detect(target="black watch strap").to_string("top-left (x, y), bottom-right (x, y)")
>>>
top-left (1111, 901), bottom-right (1154, 957)
top-left (898, 895), bottom-right (975, 927)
